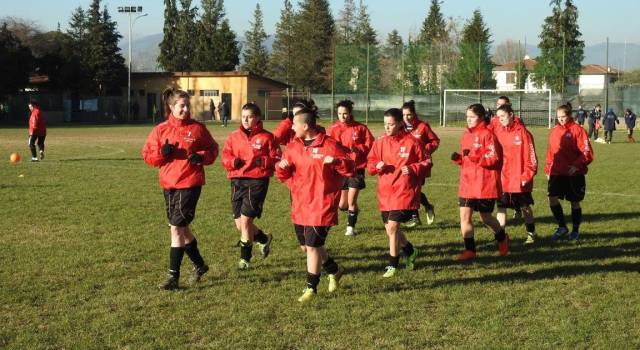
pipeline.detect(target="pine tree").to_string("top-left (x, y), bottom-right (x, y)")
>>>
top-left (0, 23), bottom-right (33, 96)
top-left (291, 0), bottom-right (334, 92)
top-left (378, 29), bottom-right (403, 93)
top-left (174, 0), bottom-right (198, 72)
top-left (418, 0), bottom-right (447, 46)
top-left (242, 3), bottom-right (269, 75)
top-left (191, 0), bottom-right (223, 71)
top-left (353, 0), bottom-right (377, 46)
top-left (267, 0), bottom-right (296, 83)
top-left (212, 19), bottom-right (240, 71)
top-left (448, 9), bottom-right (495, 89)
top-left (158, 0), bottom-right (179, 71)
top-left (65, 6), bottom-right (92, 94)
top-left (99, 6), bottom-right (126, 93)
top-left (385, 30), bottom-right (403, 58)
top-left (336, 0), bottom-right (356, 45)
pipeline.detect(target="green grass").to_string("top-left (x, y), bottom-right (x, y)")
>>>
top-left (1, 121), bottom-right (639, 349)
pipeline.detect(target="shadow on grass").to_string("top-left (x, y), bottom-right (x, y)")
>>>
top-left (528, 211), bottom-right (640, 224)
top-left (58, 157), bottom-right (141, 162)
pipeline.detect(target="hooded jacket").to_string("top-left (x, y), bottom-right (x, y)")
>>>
top-left (221, 121), bottom-right (280, 179)
top-left (273, 117), bottom-right (326, 146)
top-left (493, 121), bottom-right (538, 193)
top-left (452, 122), bottom-right (501, 199)
top-left (405, 117), bottom-right (440, 154)
top-left (625, 112), bottom-right (637, 129)
top-left (544, 118), bottom-right (593, 176)
top-left (28, 106), bottom-right (46, 136)
top-left (603, 108), bottom-right (619, 131)
top-left (327, 120), bottom-right (375, 170)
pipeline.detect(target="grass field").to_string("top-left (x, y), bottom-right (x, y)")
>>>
top-left (1, 121), bottom-right (639, 349)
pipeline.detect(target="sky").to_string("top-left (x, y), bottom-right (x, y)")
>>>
top-left (3, 0), bottom-right (639, 46)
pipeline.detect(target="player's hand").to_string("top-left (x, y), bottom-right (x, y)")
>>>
top-left (323, 156), bottom-right (335, 165)
top-left (546, 174), bottom-right (550, 180)
top-left (568, 165), bottom-right (578, 175)
top-left (521, 180), bottom-right (527, 187)
top-left (401, 165), bottom-right (411, 175)
top-left (279, 159), bottom-right (290, 169)
top-left (462, 149), bottom-right (470, 156)
top-left (161, 139), bottom-right (174, 158)
top-left (233, 158), bottom-right (245, 169)
top-left (376, 161), bottom-right (385, 170)
top-left (188, 153), bottom-right (203, 165)
top-left (451, 152), bottom-right (461, 161)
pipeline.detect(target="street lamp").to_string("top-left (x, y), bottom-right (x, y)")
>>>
top-left (118, 6), bottom-right (147, 122)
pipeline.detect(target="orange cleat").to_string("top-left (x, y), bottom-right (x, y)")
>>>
top-left (498, 234), bottom-right (510, 256)
top-left (456, 250), bottom-right (477, 261)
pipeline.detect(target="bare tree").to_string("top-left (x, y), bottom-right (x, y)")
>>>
top-left (493, 39), bottom-right (525, 65)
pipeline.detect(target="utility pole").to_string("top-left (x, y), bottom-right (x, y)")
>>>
top-left (605, 37), bottom-right (609, 112)
top-left (118, 6), bottom-right (147, 122)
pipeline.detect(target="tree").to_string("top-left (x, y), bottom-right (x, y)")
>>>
top-left (448, 9), bottom-right (495, 89)
top-left (242, 3), bottom-right (269, 75)
top-left (379, 30), bottom-right (403, 93)
top-left (384, 29), bottom-right (403, 59)
top-left (494, 39), bottom-right (526, 65)
top-left (418, 0), bottom-right (447, 46)
top-left (174, 0), bottom-right (198, 72)
top-left (532, 0), bottom-right (584, 92)
top-left (353, 0), bottom-right (377, 46)
top-left (291, 0), bottom-right (334, 92)
top-left (158, 0), bottom-right (179, 71)
top-left (268, 0), bottom-right (296, 83)
top-left (336, 0), bottom-right (356, 45)
top-left (212, 18), bottom-right (240, 71)
top-left (192, 0), bottom-right (223, 71)
top-left (0, 23), bottom-right (33, 96)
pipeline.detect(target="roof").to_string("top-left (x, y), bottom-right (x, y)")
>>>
top-left (493, 58), bottom-right (538, 72)
top-left (131, 71), bottom-right (290, 88)
top-left (580, 64), bottom-right (622, 75)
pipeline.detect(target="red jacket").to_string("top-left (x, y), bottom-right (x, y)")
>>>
top-left (142, 115), bottom-right (218, 189)
top-left (275, 133), bottom-right (355, 226)
top-left (327, 120), bottom-right (375, 170)
top-left (406, 118), bottom-right (440, 154)
top-left (273, 118), bottom-right (326, 147)
top-left (545, 119), bottom-right (594, 176)
top-left (452, 122), bottom-right (501, 199)
top-left (221, 122), bottom-right (280, 179)
top-left (367, 131), bottom-right (432, 211)
top-left (488, 115), bottom-right (523, 132)
top-left (494, 122), bottom-right (538, 193)
top-left (29, 107), bottom-right (46, 136)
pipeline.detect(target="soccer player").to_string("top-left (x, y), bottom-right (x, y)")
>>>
top-left (367, 108), bottom-right (430, 277)
top-left (602, 107), bottom-right (619, 144)
top-left (624, 108), bottom-right (636, 143)
top-left (576, 105), bottom-right (587, 127)
top-left (276, 108), bottom-right (355, 303)
top-left (27, 100), bottom-right (46, 162)
top-left (546, 105), bottom-right (594, 241)
top-left (221, 103), bottom-right (279, 270)
top-left (327, 99), bottom-right (375, 236)
top-left (493, 104), bottom-right (539, 244)
top-left (587, 104), bottom-right (602, 140)
top-left (273, 99), bottom-right (325, 147)
top-left (488, 96), bottom-right (524, 131)
top-left (401, 100), bottom-right (439, 227)
top-left (452, 104), bottom-right (508, 261)
top-left (142, 88), bottom-right (219, 290)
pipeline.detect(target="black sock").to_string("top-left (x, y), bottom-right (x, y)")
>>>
top-left (184, 239), bottom-right (205, 268)
top-left (419, 192), bottom-right (431, 208)
top-left (254, 229), bottom-right (268, 244)
top-left (402, 241), bottom-right (414, 257)
top-left (525, 223), bottom-right (536, 233)
top-left (240, 241), bottom-right (253, 261)
top-left (389, 255), bottom-right (400, 268)
top-left (322, 257), bottom-right (339, 275)
top-left (29, 144), bottom-right (37, 158)
top-left (550, 204), bottom-right (566, 227)
top-left (169, 247), bottom-right (185, 278)
top-left (347, 210), bottom-right (358, 227)
top-left (494, 228), bottom-right (506, 242)
top-left (571, 208), bottom-right (582, 232)
top-left (306, 272), bottom-right (320, 292)
top-left (464, 237), bottom-right (476, 252)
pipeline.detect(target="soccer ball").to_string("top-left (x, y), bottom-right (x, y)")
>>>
top-left (10, 152), bottom-right (20, 164)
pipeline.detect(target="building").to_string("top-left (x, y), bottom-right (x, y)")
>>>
top-left (578, 64), bottom-right (623, 94)
top-left (129, 71), bottom-right (290, 121)
top-left (492, 57), bottom-right (544, 91)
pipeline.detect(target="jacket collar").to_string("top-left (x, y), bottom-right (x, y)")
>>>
top-left (297, 131), bottom-right (327, 148)
top-left (167, 114), bottom-right (192, 127)
top-left (240, 121), bottom-right (264, 137)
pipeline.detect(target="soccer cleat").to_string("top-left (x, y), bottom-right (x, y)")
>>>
top-left (297, 287), bottom-right (316, 303)
top-left (31, 157), bottom-right (39, 162)
top-left (512, 209), bottom-right (522, 220)
top-left (403, 215), bottom-right (421, 228)
top-left (405, 248), bottom-right (419, 271)
top-left (498, 234), bottom-right (510, 256)
top-left (258, 233), bottom-right (273, 259)
top-left (189, 264), bottom-right (209, 284)
top-left (382, 266), bottom-right (397, 278)
top-left (158, 275), bottom-right (179, 291)
top-left (237, 259), bottom-right (250, 270)
top-left (456, 250), bottom-right (477, 262)
top-left (524, 232), bottom-right (537, 245)
top-left (345, 226), bottom-right (357, 236)
top-left (568, 231), bottom-right (579, 242)
top-left (425, 205), bottom-right (435, 225)
top-left (551, 226), bottom-right (569, 241)
top-left (39, 150), bottom-right (45, 160)
top-left (327, 266), bottom-right (344, 292)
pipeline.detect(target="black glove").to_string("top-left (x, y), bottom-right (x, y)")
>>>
top-left (451, 152), bottom-right (461, 161)
top-left (462, 149), bottom-right (470, 156)
top-left (161, 139), bottom-right (174, 158)
top-left (233, 158), bottom-right (245, 169)
top-left (188, 153), bottom-right (203, 165)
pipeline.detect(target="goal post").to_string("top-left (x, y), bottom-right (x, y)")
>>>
top-left (443, 89), bottom-right (553, 128)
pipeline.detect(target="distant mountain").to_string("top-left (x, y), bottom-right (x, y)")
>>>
top-left (119, 33), bottom-right (163, 72)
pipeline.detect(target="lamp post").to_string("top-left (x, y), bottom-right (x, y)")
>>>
top-left (118, 6), bottom-right (147, 122)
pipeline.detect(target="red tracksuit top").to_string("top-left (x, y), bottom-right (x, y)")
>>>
top-left (273, 118), bottom-right (326, 147)
top-left (406, 118), bottom-right (440, 154)
top-left (221, 122), bottom-right (280, 179)
top-left (29, 107), bottom-right (46, 136)
top-left (142, 115), bottom-right (219, 189)
top-left (452, 122), bottom-right (501, 199)
top-left (367, 131), bottom-right (432, 211)
top-left (545, 119), bottom-right (594, 176)
top-left (488, 115), bottom-right (523, 132)
top-left (327, 120), bottom-right (375, 170)
top-left (494, 121), bottom-right (538, 193)
top-left (275, 133), bottom-right (355, 226)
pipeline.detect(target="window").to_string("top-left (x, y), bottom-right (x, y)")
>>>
top-left (506, 73), bottom-right (516, 84)
top-left (187, 89), bottom-right (195, 96)
top-left (200, 90), bottom-right (219, 97)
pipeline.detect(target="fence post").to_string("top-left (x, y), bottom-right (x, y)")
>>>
top-left (366, 43), bottom-right (370, 125)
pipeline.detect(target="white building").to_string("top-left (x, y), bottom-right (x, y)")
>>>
top-left (578, 64), bottom-right (622, 94)
top-left (492, 57), bottom-right (545, 91)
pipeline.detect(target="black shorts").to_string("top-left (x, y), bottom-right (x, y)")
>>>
top-left (547, 175), bottom-right (586, 202)
top-left (294, 225), bottom-right (329, 247)
top-left (458, 198), bottom-right (495, 213)
top-left (231, 177), bottom-right (269, 219)
top-left (163, 187), bottom-right (202, 227)
top-left (497, 192), bottom-right (534, 209)
top-left (381, 210), bottom-right (414, 224)
top-left (342, 169), bottom-right (366, 190)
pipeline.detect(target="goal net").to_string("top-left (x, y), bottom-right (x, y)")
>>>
top-left (443, 89), bottom-right (553, 128)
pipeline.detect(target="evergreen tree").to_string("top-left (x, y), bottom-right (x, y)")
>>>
top-left (336, 0), bottom-right (356, 45)
top-left (158, 0), bottom-right (179, 71)
top-left (291, 0), bottom-right (334, 92)
top-left (0, 23), bottom-right (33, 96)
top-left (192, 0), bottom-right (223, 71)
top-left (384, 29), bottom-right (403, 58)
top-left (212, 19), bottom-right (240, 71)
top-left (242, 3), bottom-right (269, 75)
top-left (353, 0), bottom-right (377, 46)
top-left (448, 9), bottom-right (495, 89)
top-left (418, 0), bottom-right (447, 46)
top-left (65, 6), bottom-right (92, 94)
top-left (378, 30), bottom-right (403, 93)
top-left (267, 0), bottom-right (296, 83)
top-left (174, 0), bottom-right (198, 72)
